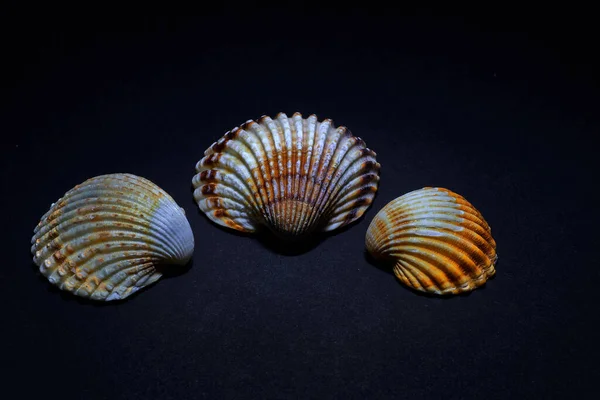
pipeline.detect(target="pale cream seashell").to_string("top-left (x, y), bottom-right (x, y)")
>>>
top-left (365, 187), bottom-right (497, 295)
top-left (192, 112), bottom-right (381, 238)
top-left (31, 173), bottom-right (195, 301)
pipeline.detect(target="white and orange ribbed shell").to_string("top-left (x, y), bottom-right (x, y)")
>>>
top-left (365, 187), bottom-right (497, 295)
top-left (192, 112), bottom-right (381, 238)
top-left (31, 174), bottom-right (195, 301)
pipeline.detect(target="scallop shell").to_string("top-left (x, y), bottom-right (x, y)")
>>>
top-left (31, 173), bottom-right (195, 301)
top-left (365, 187), bottom-right (497, 295)
top-left (192, 112), bottom-right (380, 238)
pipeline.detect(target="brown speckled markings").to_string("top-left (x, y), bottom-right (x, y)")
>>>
top-left (31, 174), bottom-right (195, 301)
top-left (192, 112), bottom-right (381, 238)
top-left (365, 187), bottom-right (497, 295)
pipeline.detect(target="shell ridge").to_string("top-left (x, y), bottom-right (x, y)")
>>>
top-left (198, 137), bottom-right (268, 226)
top-left (392, 261), bottom-right (413, 288)
top-left (321, 147), bottom-right (379, 216)
top-left (39, 240), bottom-right (168, 279)
top-left (397, 189), bottom-right (488, 224)
top-left (99, 262), bottom-right (157, 300)
top-left (277, 114), bottom-right (294, 223)
top-left (388, 238), bottom-right (484, 281)
top-left (151, 199), bottom-right (194, 263)
top-left (41, 184), bottom-right (157, 220)
top-left (261, 117), bottom-right (287, 231)
top-left (323, 156), bottom-right (368, 218)
top-left (214, 129), bottom-right (267, 208)
top-left (304, 119), bottom-right (332, 204)
top-left (61, 254), bottom-right (155, 297)
top-left (292, 113), bottom-right (311, 232)
top-left (289, 114), bottom-right (304, 231)
top-left (386, 210), bottom-right (490, 239)
top-left (34, 236), bottom-right (168, 273)
top-left (37, 219), bottom-right (174, 261)
top-left (301, 118), bottom-right (333, 231)
top-left (249, 122), bottom-right (275, 223)
top-left (265, 117), bottom-right (286, 205)
top-left (374, 226), bottom-right (492, 266)
top-left (198, 146), bottom-right (262, 208)
top-left (132, 270), bottom-right (161, 289)
top-left (278, 114), bottom-right (293, 202)
top-left (60, 252), bottom-right (161, 290)
top-left (329, 177), bottom-right (379, 212)
top-left (327, 192), bottom-right (376, 223)
top-left (395, 259), bottom-right (432, 292)
top-left (94, 265), bottom-right (156, 300)
top-left (293, 115), bottom-right (318, 234)
top-left (279, 120), bottom-right (293, 232)
top-left (195, 151), bottom-right (263, 213)
top-left (35, 206), bottom-right (178, 255)
top-left (303, 122), bottom-right (347, 230)
top-left (323, 168), bottom-right (379, 225)
top-left (395, 200), bottom-right (483, 222)
top-left (305, 127), bottom-right (355, 228)
top-left (398, 252), bottom-right (457, 292)
top-left (236, 127), bottom-right (275, 225)
top-left (81, 174), bottom-right (158, 197)
top-left (193, 187), bottom-right (255, 215)
top-left (86, 261), bottom-right (155, 300)
top-left (194, 186), bottom-right (253, 217)
top-left (248, 122), bottom-right (277, 225)
top-left (196, 196), bottom-right (256, 231)
top-left (382, 211), bottom-right (494, 252)
top-left (318, 148), bottom-right (368, 220)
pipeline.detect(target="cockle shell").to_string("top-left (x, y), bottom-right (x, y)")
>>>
top-left (365, 187), bottom-right (497, 295)
top-left (192, 112), bottom-right (380, 238)
top-left (31, 173), bottom-right (195, 301)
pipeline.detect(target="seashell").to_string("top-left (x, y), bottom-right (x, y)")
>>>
top-left (192, 112), bottom-right (380, 238)
top-left (31, 173), bottom-right (195, 301)
top-left (365, 187), bottom-right (497, 295)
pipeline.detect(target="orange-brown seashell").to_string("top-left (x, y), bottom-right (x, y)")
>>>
top-left (365, 187), bottom-right (497, 295)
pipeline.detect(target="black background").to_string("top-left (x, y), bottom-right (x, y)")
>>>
top-left (2, 13), bottom-right (598, 399)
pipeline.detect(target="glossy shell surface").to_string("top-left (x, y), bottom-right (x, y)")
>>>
top-left (192, 112), bottom-right (380, 238)
top-left (365, 187), bottom-right (497, 295)
top-left (31, 173), bottom-right (195, 301)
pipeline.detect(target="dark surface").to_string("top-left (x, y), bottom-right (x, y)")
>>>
top-left (2, 15), bottom-right (598, 399)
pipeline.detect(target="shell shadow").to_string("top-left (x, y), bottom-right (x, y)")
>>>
top-left (362, 251), bottom-right (487, 299)
top-left (363, 250), bottom-right (395, 276)
top-left (30, 257), bottom-right (194, 307)
top-left (255, 212), bottom-right (378, 255)
top-left (191, 190), bottom-right (375, 255)
top-left (155, 257), bottom-right (194, 278)
top-left (255, 229), bottom-right (326, 256)
top-left (193, 203), bottom-right (323, 254)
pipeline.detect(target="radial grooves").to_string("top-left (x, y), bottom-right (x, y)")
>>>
top-left (195, 160), bottom-right (261, 216)
top-left (32, 173), bottom-right (194, 301)
top-left (192, 112), bottom-right (380, 236)
top-left (365, 187), bottom-right (497, 295)
top-left (293, 115), bottom-right (316, 233)
top-left (34, 208), bottom-right (175, 262)
top-left (396, 258), bottom-right (438, 292)
top-left (36, 208), bottom-right (169, 251)
top-left (250, 121), bottom-right (275, 224)
top-left (303, 124), bottom-right (346, 230)
top-left (324, 159), bottom-right (380, 227)
top-left (77, 255), bottom-right (156, 297)
top-left (197, 148), bottom-right (259, 208)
